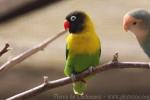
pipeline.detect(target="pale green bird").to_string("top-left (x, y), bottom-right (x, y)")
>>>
top-left (123, 9), bottom-right (150, 57)
top-left (63, 11), bottom-right (101, 95)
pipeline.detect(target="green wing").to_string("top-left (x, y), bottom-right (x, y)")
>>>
top-left (99, 48), bottom-right (101, 58)
top-left (64, 44), bottom-right (73, 76)
top-left (66, 44), bottom-right (69, 60)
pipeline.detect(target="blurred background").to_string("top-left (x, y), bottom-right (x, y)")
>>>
top-left (0, 0), bottom-right (150, 100)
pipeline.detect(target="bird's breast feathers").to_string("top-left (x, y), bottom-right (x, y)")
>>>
top-left (66, 33), bottom-right (100, 54)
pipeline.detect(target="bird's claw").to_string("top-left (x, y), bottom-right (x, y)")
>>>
top-left (71, 74), bottom-right (76, 82)
top-left (88, 66), bottom-right (95, 73)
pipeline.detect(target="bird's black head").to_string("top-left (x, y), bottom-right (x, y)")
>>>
top-left (64, 11), bottom-right (86, 33)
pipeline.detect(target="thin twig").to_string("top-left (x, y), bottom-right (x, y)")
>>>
top-left (43, 76), bottom-right (48, 84)
top-left (112, 52), bottom-right (119, 63)
top-left (0, 30), bottom-right (67, 73)
top-left (0, 43), bottom-right (10, 57)
top-left (7, 60), bottom-right (150, 100)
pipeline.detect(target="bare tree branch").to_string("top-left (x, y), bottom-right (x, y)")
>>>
top-left (0, 43), bottom-right (10, 57)
top-left (0, 30), bottom-right (67, 73)
top-left (7, 55), bottom-right (150, 100)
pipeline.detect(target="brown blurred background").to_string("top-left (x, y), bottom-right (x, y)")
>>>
top-left (0, 0), bottom-right (150, 100)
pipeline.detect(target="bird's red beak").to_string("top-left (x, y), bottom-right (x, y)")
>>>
top-left (64, 20), bottom-right (70, 30)
top-left (123, 14), bottom-right (135, 32)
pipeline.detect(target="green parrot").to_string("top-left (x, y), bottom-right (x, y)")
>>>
top-left (63, 11), bottom-right (101, 95)
top-left (123, 8), bottom-right (150, 57)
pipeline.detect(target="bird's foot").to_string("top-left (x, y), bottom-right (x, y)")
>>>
top-left (71, 74), bottom-right (76, 82)
top-left (88, 66), bottom-right (95, 73)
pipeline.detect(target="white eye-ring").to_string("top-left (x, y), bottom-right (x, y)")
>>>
top-left (70, 16), bottom-right (76, 21)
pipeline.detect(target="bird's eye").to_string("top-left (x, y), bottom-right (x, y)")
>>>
top-left (133, 22), bottom-right (137, 25)
top-left (70, 16), bottom-right (76, 21)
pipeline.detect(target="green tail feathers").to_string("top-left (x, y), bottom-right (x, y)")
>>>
top-left (73, 81), bottom-right (87, 95)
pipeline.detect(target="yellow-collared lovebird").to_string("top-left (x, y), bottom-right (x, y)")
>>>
top-left (123, 9), bottom-right (150, 57)
top-left (63, 11), bottom-right (101, 95)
